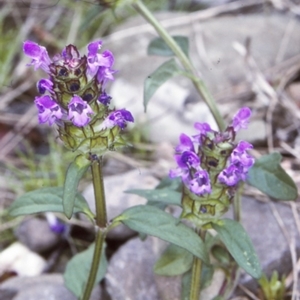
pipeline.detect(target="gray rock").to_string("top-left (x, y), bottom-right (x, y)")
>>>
top-left (105, 236), bottom-right (166, 300)
top-left (0, 274), bottom-right (101, 300)
top-left (82, 169), bottom-right (159, 240)
top-left (14, 217), bottom-right (61, 253)
top-left (238, 196), bottom-right (300, 289)
top-left (105, 12), bottom-right (300, 145)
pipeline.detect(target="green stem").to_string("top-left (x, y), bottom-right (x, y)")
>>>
top-left (189, 228), bottom-right (205, 300)
top-left (132, 0), bottom-right (225, 131)
top-left (91, 156), bottom-right (107, 228)
top-left (81, 229), bottom-right (106, 300)
top-left (81, 155), bottom-right (107, 300)
top-left (233, 182), bottom-right (243, 222)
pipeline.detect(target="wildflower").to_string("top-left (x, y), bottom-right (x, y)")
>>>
top-left (45, 212), bottom-right (65, 234)
top-left (23, 40), bottom-right (134, 155)
top-left (170, 107), bottom-right (255, 227)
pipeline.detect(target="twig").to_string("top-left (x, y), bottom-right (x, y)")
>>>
top-left (237, 284), bottom-right (260, 300)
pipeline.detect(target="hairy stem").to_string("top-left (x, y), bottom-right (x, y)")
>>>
top-left (81, 228), bottom-right (106, 300)
top-left (81, 155), bottom-right (107, 300)
top-left (189, 228), bottom-right (205, 300)
top-left (132, 0), bottom-right (225, 131)
top-left (91, 156), bottom-right (107, 228)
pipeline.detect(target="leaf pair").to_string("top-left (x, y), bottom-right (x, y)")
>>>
top-left (115, 205), bottom-right (262, 279)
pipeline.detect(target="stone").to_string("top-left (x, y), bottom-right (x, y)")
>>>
top-left (82, 169), bottom-right (159, 240)
top-left (238, 196), bottom-right (300, 290)
top-left (0, 274), bottom-right (101, 300)
top-left (105, 236), bottom-right (166, 300)
top-left (14, 217), bottom-right (62, 253)
top-left (0, 242), bottom-right (46, 277)
top-left (155, 268), bottom-right (225, 300)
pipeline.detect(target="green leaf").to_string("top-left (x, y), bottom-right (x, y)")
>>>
top-left (125, 188), bottom-right (181, 206)
top-left (155, 176), bottom-right (181, 190)
top-left (144, 58), bottom-right (182, 112)
top-left (9, 187), bottom-right (94, 219)
top-left (212, 219), bottom-right (262, 279)
top-left (64, 242), bottom-right (107, 298)
top-left (148, 36), bottom-right (189, 57)
top-left (115, 205), bottom-right (210, 264)
top-left (154, 244), bottom-right (193, 276)
top-left (63, 156), bottom-right (91, 218)
top-left (247, 152), bottom-right (298, 200)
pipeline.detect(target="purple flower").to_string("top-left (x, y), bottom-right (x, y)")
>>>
top-left (35, 95), bottom-right (63, 125)
top-left (37, 78), bottom-right (53, 94)
top-left (87, 41), bottom-right (116, 85)
top-left (169, 151), bottom-right (200, 181)
top-left (218, 164), bottom-right (241, 186)
top-left (230, 141), bottom-right (255, 176)
top-left (87, 41), bottom-right (103, 77)
top-left (232, 107), bottom-right (252, 132)
top-left (193, 122), bottom-right (212, 144)
top-left (23, 41), bottom-right (52, 73)
top-left (98, 91), bottom-right (112, 106)
top-left (179, 151), bottom-right (200, 169)
top-left (45, 213), bottom-right (65, 234)
top-left (100, 109), bottom-right (134, 130)
top-left (175, 133), bottom-right (195, 153)
top-left (189, 170), bottom-right (211, 195)
top-left (68, 95), bottom-right (94, 127)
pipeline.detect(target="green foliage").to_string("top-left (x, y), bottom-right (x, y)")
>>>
top-left (9, 187), bottom-right (94, 220)
top-left (258, 271), bottom-right (286, 300)
top-left (247, 152), bottom-right (298, 200)
top-left (64, 242), bottom-right (107, 298)
top-left (115, 205), bottom-right (210, 263)
top-left (212, 219), bottom-right (262, 279)
top-left (154, 243), bottom-right (193, 276)
top-left (63, 156), bottom-right (91, 219)
top-left (144, 58), bottom-right (183, 111)
top-left (148, 36), bottom-right (189, 57)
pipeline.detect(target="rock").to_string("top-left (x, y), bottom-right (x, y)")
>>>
top-left (0, 242), bottom-right (46, 277)
top-left (238, 196), bottom-right (300, 290)
top-left (105, 12), bottom-right (300, 144)
top-left (14, 217), bottom-right (62, 253)
top-left (105, 236), bottom-right (166, 300)
top-left (0, 274), bottom-right (102, 300)
top-left (82, 169), bottom-right (159, 240)
top-left (106, 234), bottom-right (225, 300)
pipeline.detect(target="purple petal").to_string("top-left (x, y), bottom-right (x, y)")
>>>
top-left (98, 91), bottom-right (112, 106)
top-left (68, 95), bottom-right (94, 127)
top-left (87, 41), bottom-right (102, 58)
top-left (232, 107), bottom-right (252, 132)
top-left (189, 170), bottom-right (211, 195)
top-left (100, 109), bottom-right (134, 130)
top-left (35, 95), bottom-right (63, 125)
top-left (218, 164), bottom-right (241, 186)
top-left (37, 78), bottom-right (53, 94)
top-left (193, 122), bottom-right (212, 144)
top-left (23, 40), bottom-right (52, 73)
top-left (178, 151), bottom-right (200, 169)
top-left (175, 133), bottom-right (194, 153)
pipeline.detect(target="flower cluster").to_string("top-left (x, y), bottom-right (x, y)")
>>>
top-left (23, 40), bottom-right (134, 154)
top-left (170, 107), bottom-right (255, 226)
